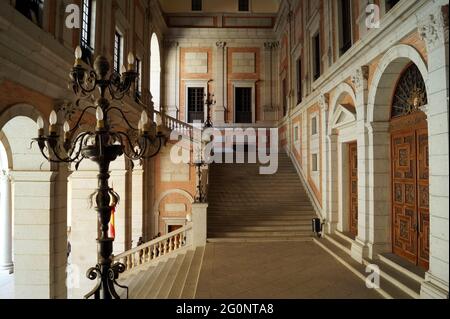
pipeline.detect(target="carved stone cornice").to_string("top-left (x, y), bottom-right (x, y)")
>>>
top-left (216, 41), bottom-right (227, 49)
top-left (264, 41), bottom-right (279, 51)
top-left (318, 93), bottom-right (329, 111)
top-left (351, 65), bottom-right (369, 91)
top-left (419, 8), bottom-right (449, 50)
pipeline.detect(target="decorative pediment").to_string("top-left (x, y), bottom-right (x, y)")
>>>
top-left (331, 104), bottom-right (356, 129)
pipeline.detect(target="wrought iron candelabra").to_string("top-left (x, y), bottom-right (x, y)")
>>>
top-left (204, 92), bottom-right (216, 128)
top-left (32, 46), bottom-right (167, 299)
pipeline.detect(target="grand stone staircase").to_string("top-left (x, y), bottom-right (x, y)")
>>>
top-left (117, 246), bottom-right (205, 299)
top-left (207, 152), bottom-right (316, 242)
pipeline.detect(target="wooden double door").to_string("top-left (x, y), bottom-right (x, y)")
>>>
top-left (391, 114), bottom-right (429, 270)
top-left (349, 142), bottom-right (358, 237)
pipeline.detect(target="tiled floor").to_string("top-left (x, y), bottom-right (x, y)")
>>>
top-left (195, 241), bottom-right (381, 299)
top-left (0, 272), bottom-right (14, 299)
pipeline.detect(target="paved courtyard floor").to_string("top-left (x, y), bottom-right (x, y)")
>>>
top-left (195, 241), bottom-right (381, 299)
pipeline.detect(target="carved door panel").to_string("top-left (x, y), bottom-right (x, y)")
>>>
top-left (416, 128), bottom-right (429, 269)
top-left (349, 142), bottom-right (358, 237)
top-left (392, 131), bottom-right (418, 265)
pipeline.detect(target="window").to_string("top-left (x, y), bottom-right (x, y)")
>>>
top-left (81, 0), bottom-right (96, 64)
top-left (296, 58), bottom-right (302, 104)
top-left (15, 0), bottom-right (44, 27)
top-left (235, 87), bottom-right (252, 123)
top-left (313, 33), bottom-right (321, 81)
top-left (311, 117), bottom-right (317, 135)
top-left (312, 154), bottom-right (318, 172)
top-left (385, 0), bottom-right (400, 12)
top-left (294, 125), bottom-right (299, 142)
top-left (192, 0), bottom-right (202, 11)
top-left (238, 0), bottom-right (249, 12)
top-left (339, 0), bottom-right (352, 56)
top-left (113, 31), bottom-right (123, 73)
top-left (282, 78), bottom-right (288, 117)
top-left (135, 58), bottom-right (142, 99)
top-left (187, 87), bottom-right (205, 123)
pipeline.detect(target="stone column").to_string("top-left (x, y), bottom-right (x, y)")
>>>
top-left (0, 171), bottom-right (13, 273)
top-left (419, 5), bottom-right (449, 299)
top-left (164, 40), bottom-right (180, 118)
top-left (350, 66), bottom-right (371, 263)
top-left (319, 93), bottom-right (329, 220)
top-left (12, 168), bottom-right (68, 299)
top-left (263, 42), bottom-right (279, 122)
top-left (191, 203), bottom-right (208, 247)
top-left (326, 131), bottom-right (339, 233)
top-left (214, 41), bottom-right (227, 124)
top-left (68, 168), bottom-right (98, 299)
top-left (131, 164), bottom-right (144, 247)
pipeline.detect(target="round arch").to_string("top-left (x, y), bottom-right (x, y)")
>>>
top-left (367, 44), bottom-right (428, 123)
top-left (150, 33), bottom-right (161, 112)
top-left (153, 189), bottom-right (194, 235)
top-left (363, 44), bottom-right (430, 260)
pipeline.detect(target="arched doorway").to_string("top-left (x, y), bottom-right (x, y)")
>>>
top-left (150, 33), bottom-right (161, 112)
top-left (390, 63), bottom-right (429, 270)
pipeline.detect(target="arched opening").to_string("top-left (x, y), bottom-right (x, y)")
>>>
top-left (150, 33), bottom-right (161, 112)
top-left (0, 113), bottom-right (64, 299)
top-left (367, 44), bottom-right (429, 262)
top-left (390, 63), bottom-right (429, 270)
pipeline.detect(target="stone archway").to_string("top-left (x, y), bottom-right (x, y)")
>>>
top-left (365, 44), bottom-right (429, 260)
top-left (153, 189), bottom-right (194, 236)
top-left (0, 104), bottom-right (68, 299)
top-left (150, 33), bottom-right (162, 112)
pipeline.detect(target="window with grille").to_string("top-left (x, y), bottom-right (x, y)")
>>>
top-left (311, 117), bottom-right (318, 135)
top-left (313, 32), bottom-right (321, 81)
top-left (235, 87), bottom-right (252, 123)
top-left (188, 87), bottom-right (205, 123)
top-left (339, 0), bottom-right (352, 56)
top-left (385, 0), bottom-right (400, 12)
top-left (135, 58), bottom-right (142, 99)
top-left (238, 0), bottom-right (249, 12)
top-left (81, 0), bottom-right (96, 64)
top-left (15, 0), bottom-right (45, 27)
top-left (113, 31), bottom-right (122, 73)
top-left (296, 58), bottom-right (302, 104)
top-left (312, 154), bottom-right (318, 172)
top-left (192, 0), bottom-right (202, 11)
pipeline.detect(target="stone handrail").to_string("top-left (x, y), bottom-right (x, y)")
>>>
top-left (156, 110), bottom-right (194, 139)
top-left (114, 223), bottom-right (193, 272)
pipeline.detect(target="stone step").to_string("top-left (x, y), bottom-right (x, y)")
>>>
top-left (156, 253), bottom-right (186, 299)
top-left (208, 230), bottom-right (313, 238)
top-left (167, 249), bottom-right (196, 299)
top-left (208, 225), bottom-right (312, 232)
top-left (146, 257), bottom-right (177, 299)
top-left (314, 237), bottom-right (412, 299)
top-left (180, 246), bottom-right (205, 299)
top-left (132, 260), bottom-right (165, 299)
top-left (325, 233), bottom-right (352, 255)
top-left (207, 236), bottom-right (313, 243)
top-left (207, 220), bottom-right (313, 226)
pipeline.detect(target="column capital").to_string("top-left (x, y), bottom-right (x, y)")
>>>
top-left (419, 6), bottom-right (449, 51)
top-left (264, 41), bottom-right (279, 51)
top-left (215, 41), bottom-right (227, 49)
top-left (0, 170), bottom-right (11, 182)
top-left (318, 93), bottom-right (329, 111)
top-left (351, 66), bottom-right (369, 92)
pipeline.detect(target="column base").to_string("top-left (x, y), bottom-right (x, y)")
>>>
top-left (167, 106), bottom-right (179, 119)
top-left (420, 272), bottom-right (449, 299)
top-left (351, 238), bottom-right (369, 263)
top-left (0, 263), bottom-right (14, 274)
top-left (213, 105), bottom-right (226, 125)
top-left (325, 220), bottom-right (338, 234)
